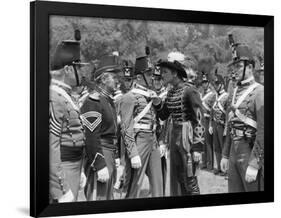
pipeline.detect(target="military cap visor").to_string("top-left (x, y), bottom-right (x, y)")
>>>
top-left (158, 60), bottom-right (187, 78)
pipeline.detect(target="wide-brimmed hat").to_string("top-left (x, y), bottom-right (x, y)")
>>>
top-left (158, 60), bottom-right (187, 79)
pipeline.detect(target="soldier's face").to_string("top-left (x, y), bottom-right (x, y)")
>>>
top-left (152, 77), bottom-right (163, 90)
top-left (104, 72), bottom-right (118, 93)
top-left (124, 78), bottom-right (133, 91)
top-left (232, 61), bottom-right (245, 81)
top-left (161, 67), bottom-right (174, 85)
top-left (202, 81), bottom-right (208, 90)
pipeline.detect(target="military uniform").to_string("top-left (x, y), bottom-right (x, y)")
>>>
top-left (119, 83), bottom-right (163, 198)
top-left (211, 89), bottom-right (229, 173)
top-left (49, 79), bottom-right (85, 201)
top-left (223, 76), bottom-right (264, 192)
top-left (81, 87), bottom-right (118, 200)
top-left (155, 82), bottom-right (205, 196)
top-left (201, 87), bottom-right (216, 170)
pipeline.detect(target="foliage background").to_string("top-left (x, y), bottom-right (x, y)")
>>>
top-left (50, 16), bottom-right (264, 79)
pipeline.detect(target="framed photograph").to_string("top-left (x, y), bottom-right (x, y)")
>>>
top-left (30, 0), bottom-right (274, 217)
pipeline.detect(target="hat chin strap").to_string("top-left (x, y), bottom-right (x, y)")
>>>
top-left (73, 65), bottom-right (80, 87)
top-left (237, 60), bottom-right (247, 85)
top-left (142, 73), bottom-right (150, 88)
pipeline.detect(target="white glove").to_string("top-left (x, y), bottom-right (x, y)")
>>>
top-left (131, 155), bottom-right (142, 169)
top-left (58, 189), bottom-right (74, 203)
top-left (209, 126), bottom-right (213, 135)
top-left (79, 172), bottom-right (87, 190)
top-left (159, 144), bottom-right (167, 158)
top-left (220, 157), bottom-right (229, 173)
top-left (97, 167), bottom-right (110, 183)
top-left (115, 158), bottom-right (121, 168)
top-left (245, 165), bottom-right (259, 183)
top-left (193, 152), bottom-right (201, 163)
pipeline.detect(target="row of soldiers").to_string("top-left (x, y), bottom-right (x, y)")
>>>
top-left (49, 31), bottom-right (264, 202)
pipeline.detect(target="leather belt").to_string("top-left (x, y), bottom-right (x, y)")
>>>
top-left (134, 123), bottom-right (156, 131)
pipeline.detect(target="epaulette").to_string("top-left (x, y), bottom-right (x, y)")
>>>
top-left (89, 91), bottom-right (100, 101)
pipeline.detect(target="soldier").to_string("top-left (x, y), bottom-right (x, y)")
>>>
top-left (154, 52), bottom-right (205, 196)
top-left (221, 42), bottom-right (264, 192)
top-left (209, 70), bottom-right (229, 175)
top-left (114, 60), bottom-right (135, 197)
top-left (255, 56), bottom-right (264, 85)
top-left (80, 55), bottom-right (121, 200)
top-left (119, 48), bottom-right (163, 198)
top-left (152, 62), bottom-right (169, 195)
top-left (49, 34), bottom-right (88, 202)
top-left (201, 72), bottom-right (216, 170)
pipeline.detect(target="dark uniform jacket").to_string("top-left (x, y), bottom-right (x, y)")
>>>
top-left (155, 83), bottom-right (205, 152)
top-left (222, 77), bottom-right (264, 174)
top-left (80, 87), bottom-right (118, 172)
top-left (49, 79), bottom-right (85, 199)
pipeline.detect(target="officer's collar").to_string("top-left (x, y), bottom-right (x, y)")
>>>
top-left (96, 86), bottom-right (114, 100)
top-left (51, 79), bottom-right (72, 93)
top-left (239, 76), bottom-right (255, 87)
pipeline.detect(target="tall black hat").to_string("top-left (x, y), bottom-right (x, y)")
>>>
top-left (135, 46), bottom-right (153, 75)
top-left (122, 60), bottom-right (134, 78)
top-left (51, 29), bottom-right (88, 71)
top-left (228, 34), bottom-right (255, 67)
top-left (94, 55), bottom-right (121, 80)
top-left (201, 71), bottom-right (209, 82)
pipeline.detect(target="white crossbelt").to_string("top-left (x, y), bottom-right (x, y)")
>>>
top-left (229, 82), bottom-right (259, 129)
top-left (213, 92), bottom-right (228, 114)
top-left (131, 88), bottom-right (153, 129)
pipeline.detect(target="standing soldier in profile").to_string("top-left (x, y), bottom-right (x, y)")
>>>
top-left (152, 62), bottom-right (169, 195)
top-left (209, 70), bottom-right (229, 175)
top-left (221, 40), bottom-right (264, 192)
top-left (154, 51), bottom-right (204, 196)
top-left (119, 47), bottom-right (163, 198)
top-left (81, 55), bottom-right (121, 200)
top-left (200, 71), bottom-right (216, 171)
top-left (114, 60), bottom-right (135, 197)
top-left (49, 30), bottom-right (88, 202)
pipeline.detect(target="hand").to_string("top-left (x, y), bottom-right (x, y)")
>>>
top-left (79, 172), bottom-right (87, 190)
top-left (220, 157), bottom-right (229, 173)
top-left (97, 167), bottom-right (110, 183)
top-left (131, 155), bottom-right (142, 169)
top-left (193, 152), bottom-right (201, 163)
top-left (149, 90), bottom-right (161, 105)
top-left (223, 128), bottom-right (227, 136)
top-left (209, 126), bottom-right (213, 135)
top-left (115, 158), bottom-right (120, 168)
top-left (245, 165), bottom-right (259, 183)
top-left (159, 144), bottom-right (167, 157)
top-left (58, 189), bottom-right (74, 203)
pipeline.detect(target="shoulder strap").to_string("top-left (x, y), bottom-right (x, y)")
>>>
top-left (232, 82), bottom-right (259, 109)
top-left (50, 85), bottom-right (79, 111)
top-left (202, 91), bottom-right (213, 101)
top-left (134, 101), bottom-right (153, 123)
top-left (131, 88), bottom-right (151, 98)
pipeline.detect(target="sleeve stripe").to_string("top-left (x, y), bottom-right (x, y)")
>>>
top-left (50, 122), bottom-right (61, 134)
top-left (50, 128), bottom-right (60, 137)
top-left (50, 119), bottom-right (61, 131)
top-left (50, 103), bottom-right (61, 127)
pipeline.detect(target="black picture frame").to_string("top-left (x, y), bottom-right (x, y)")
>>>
top-left (30, 1), bottom-right (274, 217)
